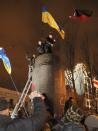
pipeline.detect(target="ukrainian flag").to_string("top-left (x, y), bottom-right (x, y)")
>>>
top-left (42, 7), bottom-right (65, 39)
top-left (0, 47), bottom-right (11, 74)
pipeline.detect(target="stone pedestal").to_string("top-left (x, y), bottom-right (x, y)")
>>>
top-left (31, 53), bottom-right (54, 102)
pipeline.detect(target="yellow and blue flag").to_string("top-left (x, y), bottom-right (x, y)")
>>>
top-left (42, 7), bottom-right (65, 39)
top-left (0, 47), bottom-right (11, 74)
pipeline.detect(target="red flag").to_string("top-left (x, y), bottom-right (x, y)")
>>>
top-left (69, 9), bottom-right (93, 22)
top-left (92, 78), bottom-right (98, 88)
top-left (69, 15), bottom-right (90, 21)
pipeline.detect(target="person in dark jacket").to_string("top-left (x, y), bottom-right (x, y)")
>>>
top-left (0, 91), bottom-right (49, 131)
top-left (44, 34), bottom-right (56, 53)
top-left (64, 97), bottom-right (73, 114)
top-left (37, 41), bottom-right (45, 55)
top-left (42, 93), bottom-right (54, 116)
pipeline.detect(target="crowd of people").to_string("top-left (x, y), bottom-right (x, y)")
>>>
top-left (0, 92), bottom-right (98, 131)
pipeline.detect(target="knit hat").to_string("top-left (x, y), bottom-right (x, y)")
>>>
top-left (0, 97), bottom-right (9, 111)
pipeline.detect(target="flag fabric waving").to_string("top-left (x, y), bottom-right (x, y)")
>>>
top-left (0, 47), bottom-right (11, 74)
top-left (42, 7), bottom-right (65, 39)
top-left (69, 9), bottom-right (93, 22)
top-left (92, 78), bottom-right (98, 88)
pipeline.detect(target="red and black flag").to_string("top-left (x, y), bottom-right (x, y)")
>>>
top-left (69, 9), bottom-right (93, 22)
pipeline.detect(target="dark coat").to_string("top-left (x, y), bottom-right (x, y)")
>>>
top-left (44, 42), bottom-right (52, 53)
top-left (0, 97), bottom-right (48, 131)
top-left (52, 121), bottom-right (85, 131)
top-left (37, 43), bottom-right (45, 55)
top-left (64, 98), bottom-right (73, 114)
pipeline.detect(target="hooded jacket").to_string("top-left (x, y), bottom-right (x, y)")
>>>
top-left (0, 97), bottom-right (48, 131)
